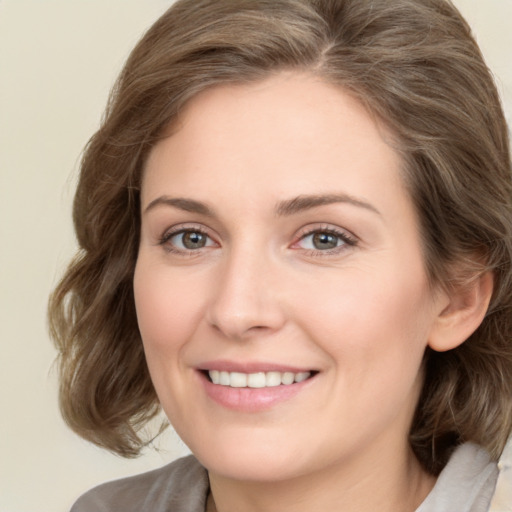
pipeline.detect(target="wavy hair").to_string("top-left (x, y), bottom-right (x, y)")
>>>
top-left (48, 0), bottom-right (512, 474)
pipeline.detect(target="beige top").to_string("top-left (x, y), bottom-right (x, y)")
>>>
top-left (70, 443), bottom-right (498, 512)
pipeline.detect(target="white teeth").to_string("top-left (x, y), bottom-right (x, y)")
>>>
top-left (207, 370), bottom-right (312, 388)
top-left (247, 372), bottom-right (266, 388)
top-left (230, 372), bottom-right (247, 388)
top-left (210, 370), bottom-right (220, 384)
top-left (294, 372), bottom-right (310, 383)
top-left (281, 372), bottom-right (295, 385)
top-left (265, 371), bottom-right (282, 387)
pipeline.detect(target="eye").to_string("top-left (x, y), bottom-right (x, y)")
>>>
top-left (303, 232), bottom-right (341, 250)
top-left (294, 227), bottom-right (357, 253)
top-left (160, 228), bottom-right (216, 252)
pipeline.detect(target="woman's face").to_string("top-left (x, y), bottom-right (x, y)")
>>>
top-left (134, 73), bottom-right (446, 483)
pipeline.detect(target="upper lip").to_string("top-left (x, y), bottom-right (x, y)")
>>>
top-left (197, 360), bottom-right (316, 373)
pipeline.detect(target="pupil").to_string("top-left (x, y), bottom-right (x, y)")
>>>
top-left (183, 232), bottom-right (206, 249)
top-left (313, 232), bottom-right (338, 250)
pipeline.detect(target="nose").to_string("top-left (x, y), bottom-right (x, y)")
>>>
top-left (206, 246), bottom-right (286, 340)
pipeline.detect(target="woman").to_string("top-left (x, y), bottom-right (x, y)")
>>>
top-left (49, 0), bottom-right (512, 510)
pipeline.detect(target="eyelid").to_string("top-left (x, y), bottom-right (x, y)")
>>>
top-left (156, 222), bottom-right (357, 255)
top-left (291, 224), bottom-right (358, 252)
top-left (158, 223), bottom-right (219, 252)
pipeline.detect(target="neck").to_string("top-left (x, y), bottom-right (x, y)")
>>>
top-left (207, 446), bottom-right (435, 512)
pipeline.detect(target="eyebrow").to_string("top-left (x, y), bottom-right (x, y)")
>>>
top-left (275, 194), bottom-right (380, 217)
top-left (144, 196), bottom-right (214, 216)
top-left (143, 193), bottom-right (380, 217)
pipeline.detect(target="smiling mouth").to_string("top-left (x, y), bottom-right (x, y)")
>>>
top-left (204, 370), bottom-right (317, 388)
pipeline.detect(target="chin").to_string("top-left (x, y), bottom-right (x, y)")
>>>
top-left (202, 452), bottom-right (306, 483)
top-left (187, 432), bottom-right (312, 483)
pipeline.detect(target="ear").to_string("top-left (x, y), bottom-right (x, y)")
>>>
top-left (428, 271), bottom-right (493, 352)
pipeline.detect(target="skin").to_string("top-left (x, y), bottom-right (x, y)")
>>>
top-left (134, 72), bottom-right (484, 512)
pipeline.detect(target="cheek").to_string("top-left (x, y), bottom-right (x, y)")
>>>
top-left (294, 264), bottom-right (433, 384)
top-left (133, 257), bottom-right (212, 418)
top-left (133, 258), bottom-right (205, 358)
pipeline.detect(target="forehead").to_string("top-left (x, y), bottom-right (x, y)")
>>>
top-left (142, 72), bottom-right (407, 217)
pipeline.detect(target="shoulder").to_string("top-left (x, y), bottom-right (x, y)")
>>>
top-left (70, 455), bottom-right (209, 512)
top-left (416, 443), bottom-right (499, 512)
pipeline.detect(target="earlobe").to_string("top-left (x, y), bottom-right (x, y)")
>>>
top-left (428, 271), bottom-right (493, 352)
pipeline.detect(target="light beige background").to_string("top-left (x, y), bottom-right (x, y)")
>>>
top-left (0, 1), bottom-right (510, 511)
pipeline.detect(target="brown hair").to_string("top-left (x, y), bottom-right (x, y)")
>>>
top-left (49, 0), bottom-right (512, 474)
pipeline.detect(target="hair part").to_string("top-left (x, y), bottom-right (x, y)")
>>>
top-left (49, 0), bottom-right (512, 472)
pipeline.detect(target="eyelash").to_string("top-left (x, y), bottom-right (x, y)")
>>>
top-left (293, 225), bottom-right (358, 256)
top-left (158, 224), bottom-right (358, 256)
top-left (158, 225), bottom-right (216, 255)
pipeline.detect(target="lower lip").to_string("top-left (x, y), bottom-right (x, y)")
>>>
top-left (198, 372), bottom-right (316, 412)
